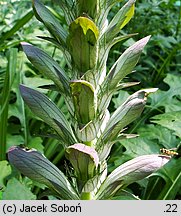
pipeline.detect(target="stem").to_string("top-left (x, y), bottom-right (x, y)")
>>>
top-left (52, 147), bottom-right (65, 164)
top-left (80, 192), bottom-right (93, 200)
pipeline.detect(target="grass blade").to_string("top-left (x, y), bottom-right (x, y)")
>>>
top-left (0, 48), bottom-right (18, 160)
top-left (0, 10), bottom-right (34, 42)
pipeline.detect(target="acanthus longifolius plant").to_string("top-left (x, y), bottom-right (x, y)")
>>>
top-left (8, 0), bottom-right (170, 200)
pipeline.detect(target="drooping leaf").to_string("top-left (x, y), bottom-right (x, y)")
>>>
top-left (2, 178), bottom-right (36, 200)
top-left (105, 0), bottom-right (135, 41)
top-left (22, 43), bottom-right (69, 93)
top-left (8, 146), bottom-right (79, 200)
top-left (33, 0), bottom-right (67, 45)
top-left (67, 17), bottom-right (99, 73)
top-left (20, 85), bottom-right (76, 145)
top-left (95, 154), bottom-right (170, 199)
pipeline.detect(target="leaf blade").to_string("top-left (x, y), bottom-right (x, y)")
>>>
top-left (20, 85), bottom-right (76, 145)
top-left (8, 146), bottom-right (79, 200)
top-left (22, 43), bottom-right (69, 93)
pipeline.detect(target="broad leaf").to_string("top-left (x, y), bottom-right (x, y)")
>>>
top-left (2, 178), bottom-right (36, 200)
top-left (149, 73), bottom-right (181, 112)
top-left (105, 0), bottom-right (135, 41)
top-left (33, 0), bottom-right (67, 44)
top-left (0, 161), bottom-right (12, 188)
top-left (22, 43), bottom-right (69, 93)
top-left (8, 146), bottom-right (79, 200)
top-left (151, 111), bottom-right (181, 138)
top-left (20, 85), bottom-right (76, 145)
top-left (138, 124), bottom-right (179, 149)
top-left (95, 154), bottom-right (170, 199)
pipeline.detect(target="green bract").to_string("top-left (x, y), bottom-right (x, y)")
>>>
top-left (8, 0), bottom-right (170, 200)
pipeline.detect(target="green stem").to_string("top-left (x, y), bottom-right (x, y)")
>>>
top-left (80, 192), bottom-right (93, 200)
top-left (52, 147), bottom-right (65, 164)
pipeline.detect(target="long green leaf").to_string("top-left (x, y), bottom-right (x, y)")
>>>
top-left (8, 146), bottom-right (79, 199)
top-left (22, 43), bottom-right (69, 93)
top-left (0, 48), bottom-right (17, 160)
top-left (33, 0), bottom-right (67, 45)
top-left (0, 10), bottom-right (34, 42)
top-left (20, 85), bottom-right (76, 145)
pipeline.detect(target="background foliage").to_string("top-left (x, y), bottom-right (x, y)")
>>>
top-left (0, 0), bottom-right (181, 199)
